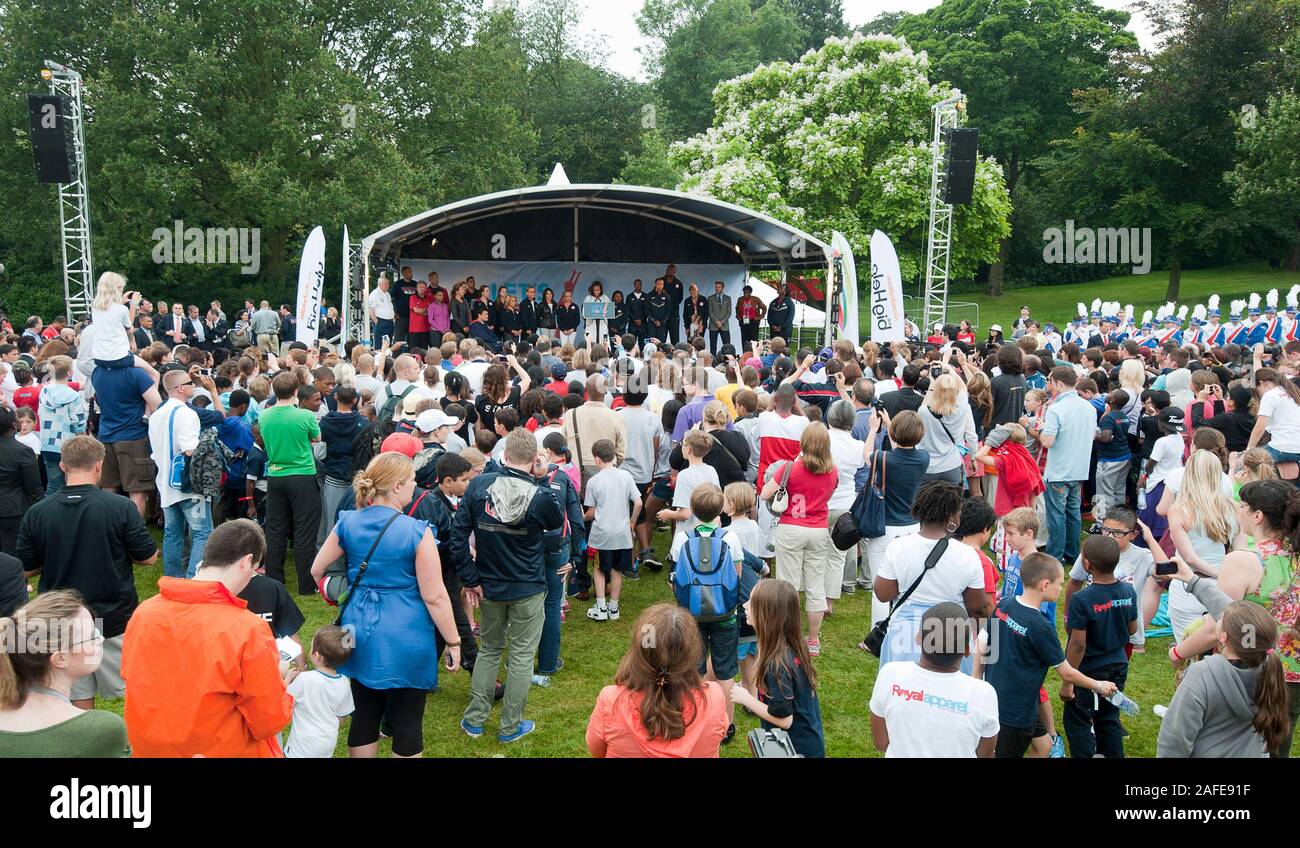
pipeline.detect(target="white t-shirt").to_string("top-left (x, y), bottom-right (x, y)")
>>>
top-left (670, 525), bottom-right (745, 565)
top-left (367, 287), bottom-right (395, 320)
top-left (585, 466), bottom-right (639, 551)
top-left (878, 534), bottom-right (984, 612)
top-left (726, 516), bottom-right (764, 560)
top-left (1259, 386), bottom-right (1300, 452)
top-left (456, 360), bottom-right (491, 397)
top-left (828, 429), bottom-right (866, 510)
top-left (16, 431), bottom-right (39, 454)
top-left (671, 463), bottom-right (720, 540)
top-left (869, 661), bottom-right (1000, 758)
top-left (1146, 433), bottom-right (1184, 489)
top-left (148, 399), bottom-right (201, 509)
top-left (284, 670), bottom-right (354, 759)
top-left (91, 303), bottom-right (132, 361)
top-left (353, 373), bottom-right (383, 401)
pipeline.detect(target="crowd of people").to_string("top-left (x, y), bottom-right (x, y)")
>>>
top-left (1, 270), bottom-right (1298, 759)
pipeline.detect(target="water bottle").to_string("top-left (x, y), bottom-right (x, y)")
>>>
top-left (1108, 690), bottom-right (1140, 717)
top-left (1136, 486), bottom-right (1147, 511)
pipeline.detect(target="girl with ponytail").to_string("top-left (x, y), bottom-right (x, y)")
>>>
top-left (1158, 602), bottom-right (1289, 757)
top-left (1170, 479), bottom-right (1300, 755)
top-left (586, 603), bottom-right (728, 757)
top-left (0, 590), bottom-right (129, 757)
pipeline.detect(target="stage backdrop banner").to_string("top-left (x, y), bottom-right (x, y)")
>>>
top-left (403, 261), bottom-right (748, 342)
top-left (296, 226), bottom-right (325, 345)
top-left (868, 230), bottom-right (905, 343)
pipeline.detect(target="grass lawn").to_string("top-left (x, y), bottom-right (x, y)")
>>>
top-left (83, 520), bottom-right (1282, 759)
top-left (866, 261), bottom-right (1300, 336)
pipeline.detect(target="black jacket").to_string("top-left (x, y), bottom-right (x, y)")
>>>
top-left (683, 294), bottom-right (708, 330)
top-left (669, 430), bottom-right (751, 488)
top-left (608, 301), bottom-right (628, 337)
top-left (158, 315), bottom-right (197, 348)
top-left (542, 464), bottom-right (585, 555)
top-left (16, 484), bottom-right (156, 637)
top-left (0, 552), bottom-right (25, 617)
top-left (556, 302), bottom-right (581, 333)
top-left (319, 410), bottom-right (367, 481)
top-left (132, 326), bottom-right (155, 350)
top-left (537, 301), bottom-right (556, 329)
top-left (767, 296), bottom-right (794, 332)
top-left (0, 436), bottom-right (41, 519)
top-left (626, 291), bottom-right (648, 324)
top-left (199, 319), bottom-right (229, 350)
top-left (646, 292), bottom-right (672, 332)
top-left (450, 466), bottom-right (563, 601)
top-left (519, 298), bottom-right (541, 333)
top-left (1204, 409), bottom-right (1256, 453)
top-left (882, 386), bottom-right (925, 419)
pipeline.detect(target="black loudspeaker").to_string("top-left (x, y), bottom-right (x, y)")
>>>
top-left (27, 94), bottom-right (75, 184)
top-left (942, 126), bottom-right (978, 205)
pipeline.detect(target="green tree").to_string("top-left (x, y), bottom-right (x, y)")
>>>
top-left (1229, 93), bottom-right (1300, 271)
top-left (896, 0), bottom-right (1138, 294)
top-left (785, 0), bottom-right (849, 53)
top-left (638, 0), bottom-right (806, 137)
top-left (617, 129), bottom-right (682, 188)
top-left (672, 33), bottom-right (1011, 286)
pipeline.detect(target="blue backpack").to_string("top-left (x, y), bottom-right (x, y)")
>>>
top-left (672, 528), bottom-right (740, 623)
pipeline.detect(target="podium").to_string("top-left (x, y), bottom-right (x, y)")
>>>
top-left (582, 301), bottom-right (617, 320)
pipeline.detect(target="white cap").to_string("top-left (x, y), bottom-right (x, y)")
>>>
top-left (415, 409), bottom-right (456, 433)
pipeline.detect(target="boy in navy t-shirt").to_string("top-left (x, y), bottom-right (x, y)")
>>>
top-left (976, 552), bottom-right (1117, 759)
top-left (1062, 535), bottom-right (1138, 758)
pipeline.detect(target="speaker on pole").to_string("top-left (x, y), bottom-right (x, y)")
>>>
top-left (27, 94), bottom-right (75, 184)
top-left (941, 127), bottom-right (978, 205)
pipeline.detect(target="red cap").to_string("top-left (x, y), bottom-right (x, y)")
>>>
top-left (380, 432), bottom-right (423, 459)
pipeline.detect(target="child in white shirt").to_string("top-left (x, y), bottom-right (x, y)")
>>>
top-left (89, 271), bottom-right (148, 370)
top-left (284, 626), bottom-right (355, 759)
top-left (656, 429), bottom-right (720, 547)
top-left (15, 408), bottom-right (39, 454)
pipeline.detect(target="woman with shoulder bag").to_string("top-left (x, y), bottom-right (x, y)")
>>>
top-left (861, 411), bottom-right (931, 626)
top-left (309, 453), bottom-right (462, 758)
top-left (863, 480), bottom-right (986, 671)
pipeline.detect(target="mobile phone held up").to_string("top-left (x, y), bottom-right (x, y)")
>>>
top-left (1155, 561), bottom-right (1178, 577)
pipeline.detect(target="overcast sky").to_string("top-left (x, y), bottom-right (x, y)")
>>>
top-left (538, 0), bottom-right (1157, 82)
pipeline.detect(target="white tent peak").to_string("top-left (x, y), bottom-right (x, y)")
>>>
top-left (546, 163), bottom-right (570, 186)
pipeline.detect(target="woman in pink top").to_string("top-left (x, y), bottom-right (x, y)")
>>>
top-left (428, 287), bottom-right (451, 339)
top-left (587, 603), bottom-right (728, 758)
top-left (761, 422), bottom-right (838, 656)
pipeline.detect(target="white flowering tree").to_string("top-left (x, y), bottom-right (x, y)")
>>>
top-left (671, 33), bottom-right (1011, 283)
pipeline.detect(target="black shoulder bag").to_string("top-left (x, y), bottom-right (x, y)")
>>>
top-left (333, 511), bottom-right (402, 626)
top-left (861, 537), bottom-right (949, 657)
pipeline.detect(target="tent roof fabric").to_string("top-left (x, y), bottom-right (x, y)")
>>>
top-left (363, 184), bottom-right (830, 270)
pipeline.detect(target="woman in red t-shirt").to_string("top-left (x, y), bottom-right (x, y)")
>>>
top-left (957, 320), bottom-right (976, 346)
top-left (760, 422), bottom-right (838, 657)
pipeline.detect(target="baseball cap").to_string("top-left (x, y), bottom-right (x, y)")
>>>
top-left (1158, 407), bottom-right (1186, 433)
top-left (550, 361), bottom-right (567, 379)
top-left (415, 409), bottom-right (455, 433)
top-left (400, 392), bottom-right (424, 419)
top-left (380, 432), bottom-right (423, 458)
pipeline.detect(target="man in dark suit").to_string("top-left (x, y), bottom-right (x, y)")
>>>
top-left (519, 285), bottom-right (540, 345)
top-left (202, 309), bottom-right (229, 352)
top-left (158, 304), bottom-right (196, 349)
top-left (278, 304), bottom-right (296, 345)
top-left (133, 314), bottom-right (156, 350)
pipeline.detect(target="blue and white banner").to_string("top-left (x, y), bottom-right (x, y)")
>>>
top-left (868, 230), bottom-right (906, 343)
top-left (295, 226), bottom-right (326, 345)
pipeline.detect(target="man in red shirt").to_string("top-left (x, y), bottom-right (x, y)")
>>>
top-left (11, 366), bottom-right (40, 421)
top-left (408, 280), bottom-right (437, 351)
top-left (122, 519), bottom-right (295, 757)
top-left (543, 362), bottom-right (570, 395)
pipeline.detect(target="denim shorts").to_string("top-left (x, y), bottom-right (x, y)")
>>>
top-left (737, 638), bottom-right (758, 661)
top-left (697, 617), bottom-right (740, 679)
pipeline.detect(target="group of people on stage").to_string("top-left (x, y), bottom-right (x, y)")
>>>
top-left (367, 264), bottom-right (804, 356)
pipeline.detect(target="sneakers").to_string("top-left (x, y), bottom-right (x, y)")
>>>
top-left (1049, 735), bottom-right (1065, 758)
top-left (499, 720), bottom-right (536, 744)
top-left (641, 552), bottom-right (663, 571)
top-left (460, 718), bottom-right (484, 739)
top-left (722, 723), bottom-right (736, 745)
top-left (807, 638), bottom-right (821, 657)
top-left (608, 605), bottom-right (620, 621)
top-left (841, 583), bottom-right (857, 595)
top-left (530, 674), bottom-right (551, 688)
top-left (587, 605), bottom-right (609, 621)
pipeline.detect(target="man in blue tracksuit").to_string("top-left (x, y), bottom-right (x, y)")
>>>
top-left (451, 429), bottom-right (563, 743)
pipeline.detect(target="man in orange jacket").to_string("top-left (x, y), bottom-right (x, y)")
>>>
top-left (122, 519), bottom-right (295, 757)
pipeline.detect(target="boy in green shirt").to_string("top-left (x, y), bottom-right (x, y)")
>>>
top-left (260, 371), bottom-right (322, 594)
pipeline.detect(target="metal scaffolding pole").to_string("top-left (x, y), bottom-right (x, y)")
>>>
top-left (923, 94), bottom-right (964, 333)
top-left (43, 61), bottom-right (95, 320)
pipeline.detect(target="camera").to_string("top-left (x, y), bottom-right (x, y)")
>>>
top-left (930, 365), bottom-right (943, 379)
top-left (872, 399), bottom-right (887, 412)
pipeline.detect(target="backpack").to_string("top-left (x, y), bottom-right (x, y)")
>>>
top-left (351, 419), bottom-right (392, 478)
top-left (671, 528), bottom-right (739, 623)
top-left (190, 426), bottom-right (233, 499)
top-left (377, 384), bottom-right (416, 427)
top-left (413, 444), bottom-right (446, 487)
